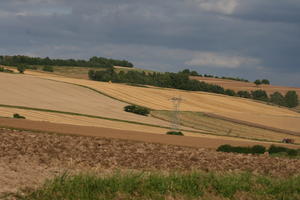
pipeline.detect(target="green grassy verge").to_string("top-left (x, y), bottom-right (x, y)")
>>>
top-left (9, 171), bottom-right (300, 200)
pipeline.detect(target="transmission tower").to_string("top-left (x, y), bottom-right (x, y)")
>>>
top-left (170, 96), bottom-right (183, 131)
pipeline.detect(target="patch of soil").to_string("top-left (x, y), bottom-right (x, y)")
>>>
top-left (1, 129), bottom-right (300, 195)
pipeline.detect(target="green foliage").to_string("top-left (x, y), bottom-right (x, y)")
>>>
top-left (166, 131), bottom-right (184, 136)
top-left (268, 145), bottom-right (289, 154)
top-left (25, 65), bottom-right (38, 70)
top-left (217, 144), bottom-right (266, 155)
top-left (0, 55), bottom-right (134, 68)
top-left (251, 90), bottom-right (269, 101)
top-left (13, 113), bottom-right (26, 119)
top-left (225, 89), bottom-right (236, 96)
top-left (0, 67), bottom-right (13, 73)
top-left (261, 79), bottom-right (270, 85)
top-left (237, 90), bottom-right (251, 98)
top-left (285, 91), bottom-right (299, 108)
top-left (270, 92), bottom-right (286, 106)
top-left (42, 65), bottom-right (54, 72)
top-left (124, 105), bottom-right (150, 116)
top-left (254, 79), bottom-right (261, 86)
top-left (17, 65), bottom-right (25, 73)
top-left (15, 171), bottom-right (300, 200)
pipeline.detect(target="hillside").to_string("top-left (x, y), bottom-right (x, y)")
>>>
top-left (17, 70), bottom-right (300, 134)
top-left (191, 76), bottom-right (300, 96)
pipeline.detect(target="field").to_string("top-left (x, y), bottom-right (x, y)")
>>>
top-left (1, 128), bottom-right (300, 197)
top-left (21, 70), bottom-right (300, 133)
top-left (151, 111), bottom-right (300, 143)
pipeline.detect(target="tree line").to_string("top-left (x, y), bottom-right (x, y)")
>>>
top-left (0, 55), bottom-right (134, 68)
top-left (88, 69), bottom-right (299, 108)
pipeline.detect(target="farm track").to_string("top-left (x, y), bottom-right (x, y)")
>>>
top-left (21, 70), bottom-right (300, 133)
top-left (1, 128), bottom-right (300, 195)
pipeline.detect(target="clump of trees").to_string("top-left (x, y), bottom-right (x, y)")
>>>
top-left (0, 55), bottom-right (134, 68)
top-left (89, 69), bottom-right (299, 108)
top-left (124, 105), bottom-right (150, 116)
top-left (254, 79), bottom-right (270, 87)
top-left (17, 65), bottom-right (26, 73)
top-left (42, 66), bottom-right (54, 72)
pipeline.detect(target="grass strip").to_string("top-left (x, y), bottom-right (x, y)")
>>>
top-left (9, 171), bottom-right (300, 200)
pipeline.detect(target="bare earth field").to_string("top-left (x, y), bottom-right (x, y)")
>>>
top-left (191, 76), bottom-right (300, 96)
top-left (23, 70), bottom-right (300, 133)
top-left (0, 72), bottom-right (170, 128)
top-left (1, 128), bottom-right (300, 195)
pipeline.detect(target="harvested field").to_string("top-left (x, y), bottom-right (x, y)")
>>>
top-left (152, 111), bottom-right (300, 143)
top-left (24, 70), bottom-right (300, 133)
top-left (0, 72), bottom-right (170, 128)
top-left (1, 128), bottom-right (300, 195)
top-left (191, 76), bottom-right (300, 96)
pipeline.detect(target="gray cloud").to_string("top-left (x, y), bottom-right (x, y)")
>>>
top-left (0, 0), bottom-right (299, 86)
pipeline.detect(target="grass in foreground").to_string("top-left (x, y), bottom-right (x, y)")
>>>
top-left (10, 171), bottom-right (300, 200)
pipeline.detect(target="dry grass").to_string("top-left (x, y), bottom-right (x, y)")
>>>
top-left (152, 111), bottom-right (300, 143)
top-left (23, 70), bottom-right (300, 133)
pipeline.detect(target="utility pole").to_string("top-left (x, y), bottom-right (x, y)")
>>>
top-left (170, 96), bottom-right (182, 131)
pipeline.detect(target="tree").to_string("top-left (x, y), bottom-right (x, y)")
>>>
top-left (17, 65), bottom-right (25, 73)
top-left (270, 92), bottom-right (286, 106)
top-left (261, 79), bottom-right (270, 85)
top-left (237, 90), bottom-right (251, 98)
top-left (285, 91), bottom-right (299, 108)
top-left (254, 80), bottom-right (261, 87)
top-left (225, 89), bottom-right (236, 96)
top-left (251, 90), bottom-right (269, 101)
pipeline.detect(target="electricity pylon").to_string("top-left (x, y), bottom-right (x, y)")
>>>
top-left (170, 96), bottom-right (182, 131)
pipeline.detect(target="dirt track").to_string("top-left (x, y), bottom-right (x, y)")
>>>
top-left (1, 128), bottom-right (300, 195)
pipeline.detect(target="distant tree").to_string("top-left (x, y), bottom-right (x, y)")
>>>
top-left (251, 90), bottom-right (269, 101)
top-left (254, 79), bottom-right (261, 87)
top-left (190, 71), bottom-right (199, 76)
top-left (270, 92), bottom-right (286, 106)
top-left (261, 79), bottom-right (270, 85)
top-left (285, 91), bottom-right (299, 108)
top-left (17, 65), bottom-right (25, 73)
top-left (42, 65), bottom-right (54, 72)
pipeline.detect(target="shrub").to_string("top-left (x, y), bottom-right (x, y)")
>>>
top-left (251, 145), bottom-right (266, 154)
top-left (124, 105), bottom-right (150, 116)
top-left (287, 149), bottom-right (298, 157)
top-left (13, 113), bottom-right (26, 119)
top-left (268, 145), bottom-right (289, 154)
top-left (17, 65), bottom-right (25, 73)
top-left (42, 65), bottom-right (54, 72)
top-left (166, 131), bottom-right (184, 136)
top-left (26, 65), bottom-right (38, 70)
top-left (217, 144), bottom-right (232, 153)
top-left (285, 91), bottom-right (299, 108)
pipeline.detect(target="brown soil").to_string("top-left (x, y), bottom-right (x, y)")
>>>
top-left (1, 128), bottom-right (300, 196)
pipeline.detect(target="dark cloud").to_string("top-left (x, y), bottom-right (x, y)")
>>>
top-left (0, 0), bottom-right (299, 86)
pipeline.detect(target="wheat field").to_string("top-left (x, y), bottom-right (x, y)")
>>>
top-left (23, 70), bottom-right (300, 133)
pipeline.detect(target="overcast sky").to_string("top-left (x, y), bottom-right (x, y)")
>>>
top-left (1, 0), bottom-right (300, 86)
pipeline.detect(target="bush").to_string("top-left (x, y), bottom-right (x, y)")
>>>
top-left (287, 149), bottom-right (298, 157)
top-left (124, 105), bottom-right (150, 116)
top-left (251, 145), bottom-right (266, 154)
top-left (42, 65), bottom-right (54, 72)
top-left (217, 144), bottom-right (266, 154)
top-left (268, 145), bottom-right (289, 154)
top-left (166, 131), bottom-right (184, 136)
top-left (17, 65), bottom-right (25, 73)
top-left (13, 113), bottom-right (26, 119)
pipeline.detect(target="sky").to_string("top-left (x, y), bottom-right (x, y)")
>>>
top-left (0, 0), bottom-right (300, 86)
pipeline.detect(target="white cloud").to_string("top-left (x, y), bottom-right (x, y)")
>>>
top-left (192, 0), bottom-right (239, 15)
top-left (185, 52), bottom-right (260, 68)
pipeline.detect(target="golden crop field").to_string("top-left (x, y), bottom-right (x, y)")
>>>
top-left (0, 73), bottom-right (171, 128)
top-left (152, 111), bottom-right (300, 143)
top-left (24, 70), bottom-right (300, 133)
